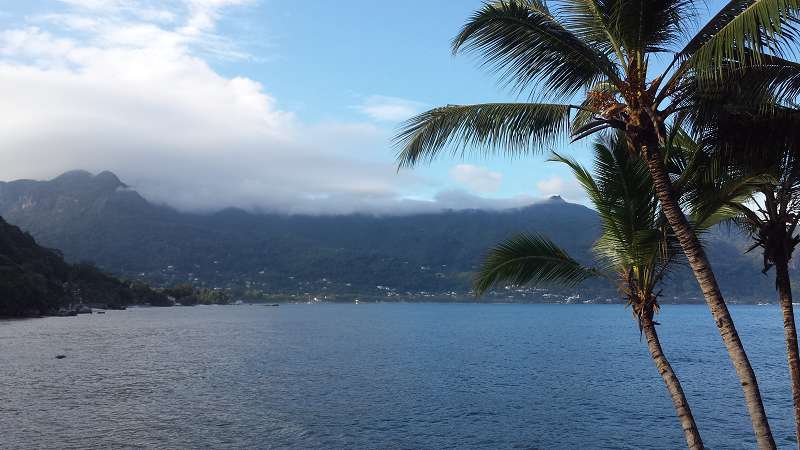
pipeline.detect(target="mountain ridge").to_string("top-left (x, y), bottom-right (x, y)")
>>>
top-left (0, 170), bottom-right (782, 303)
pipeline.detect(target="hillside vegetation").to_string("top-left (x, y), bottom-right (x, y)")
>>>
top-left (0, 170), bottom-right (780, 302)
top-left (0, 214), bottom-right (165, 316)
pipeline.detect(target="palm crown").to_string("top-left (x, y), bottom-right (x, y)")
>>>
top-left (688, 105), bottom-right (800, 272)
top-left (474, 132), bottom-right (750, 321)
top-left (395, 0), bottom-right (800, 165)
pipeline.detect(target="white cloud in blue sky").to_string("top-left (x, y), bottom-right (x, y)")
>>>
top-left (449, 164), bottom-right (503, 194)
top-left (535, 176), bottom-right (585, 203)
top-left (0, 0), bottom-right (597, 214)
top-left (354, 95), bottom-right (424, 122)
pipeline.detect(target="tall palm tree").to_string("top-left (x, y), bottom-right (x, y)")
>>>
top-left (395, 2), bottom-right (800, 446)
top-left (475, 134), bottom-right (742, 449)
top-left (685, 108), bottom-right (800, 442)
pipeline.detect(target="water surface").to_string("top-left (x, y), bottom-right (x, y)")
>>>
top-left (0, 304), bottom-right (795, 449)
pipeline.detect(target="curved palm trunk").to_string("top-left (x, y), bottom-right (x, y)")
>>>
top-left (640, 143), bottom-right (776, 449)
top-left (774, 258), bottom-right (800, 443)
top-left (641, 314), bottom-right (704, 449)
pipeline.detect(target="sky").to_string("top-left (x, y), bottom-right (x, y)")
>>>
top-left (0, 0), bottom-right (725, 214)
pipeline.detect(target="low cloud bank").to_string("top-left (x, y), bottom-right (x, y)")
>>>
top-left (0, 0), bottom-right (570, 215)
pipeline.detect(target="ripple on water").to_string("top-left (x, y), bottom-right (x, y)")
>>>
top-left (0, 304), bottom-right (795, 448)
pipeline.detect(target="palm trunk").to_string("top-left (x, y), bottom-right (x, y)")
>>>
top-left (641, 314), bottom-right (704, 449)
top-left (775, 257), bottom-right (800, 444)
top-left (641, 143), bottom-right (776, 449)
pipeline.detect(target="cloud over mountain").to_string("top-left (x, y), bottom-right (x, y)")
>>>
top-left (0, 0), bottom-right (555, 214)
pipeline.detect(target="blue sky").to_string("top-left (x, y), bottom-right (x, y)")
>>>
top-left (0, 0), bottom-right (726, 213)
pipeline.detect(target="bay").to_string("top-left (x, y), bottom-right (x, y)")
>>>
top-left (0, 304), bottom-right (795, 449)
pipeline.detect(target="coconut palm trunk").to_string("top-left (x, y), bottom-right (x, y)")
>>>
top-left (775, 257), bottom-right (800, 443)
top-left (641, 140), bottom-right (775, 449)
top-left (475, 137), bottom-right (719, 448)
top-left (475, 137), bottom-right (712, 448)
top-left (641, 311), bottom-right (704, 450)
top-left (686, 108), bottom-right (800, 444)
top-left (762, 189), bottom-right (800, 442)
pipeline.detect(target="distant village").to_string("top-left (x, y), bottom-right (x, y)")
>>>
top-left (127, 263), bottom-right (716, 305)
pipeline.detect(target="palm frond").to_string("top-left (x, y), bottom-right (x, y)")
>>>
top-left (452, 0), bottom-right (620, 99)
top-left (552, 134), bottom-right (674, 284)
top-left (395, 103), bottom-right (573, 168)
top-left (688, 175), bottom-right (773, 229)
top-left (735, 53), bottom-right (800, 100)
top-left (693, 102), bottom-right (800, 167)
top-left (604, 0), bottom-right (698, 54)
top-left (680, 0), bottom-right (800, 74)
top-left (474, 232), bottom-right (599, 295)
top-left (555, 0), bottom-right (626, 62)
top-left (663, 123), bottom-right (766, 231)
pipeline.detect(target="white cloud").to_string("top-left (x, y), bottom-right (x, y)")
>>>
top-left (56, 0), bottom-right (125, 9)
top-left (0, 0), bottom-right (537, 215)
top-left (535, 175), bottom-right (586, 202)
top-left (38, 0), bottom-right (251, 60)
top-left (0, 2), bottom-right (415, 213)
top-left (449, 164), bottom-right (503, 193)
top-left (355, 95), bottom-right (424, 122)
top-left (430, 190), bottom-right (536, 211)
top-left (182, 0), bottom-right (252, 32)
top-left (0, 48), bottom-right (424, 213)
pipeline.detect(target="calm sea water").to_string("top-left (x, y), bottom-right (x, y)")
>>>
top-left (0, 304), bottom-right (796, 449)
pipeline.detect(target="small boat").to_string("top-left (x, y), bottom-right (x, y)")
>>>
top-left (263, 304), bottom-right (280, 307)
top-left (95, 311), bottom-right (106, 314)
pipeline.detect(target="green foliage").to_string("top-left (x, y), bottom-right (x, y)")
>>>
top-left (0, 169), bottom-right (790, 302)
top-left (476, 135), bottom-right (676, 299)
top-left (452, 0), bottom-right (618, 98)
top-left (683, 0), bottom-right (800, 75)
top-left (163, 283), bottom-right (195, 300)
top-left (681, 104), bottom-right (800, 276)
top-left (129, 281), bottom-right (172, 306)
top-left (395, 103), bottom-right (573, 167)
top-left (476, 132), bottom-right (755, 305)
top-left (394, 0), bottom-right (800, 174)
top-left (198, 288), bottom-right (231, 305)
top-left (163, 283), bottom-right (231, 305)
top-left (0, 216), bottom-right (166, 316)
top-left (474, 233), bottom-right (597, 295)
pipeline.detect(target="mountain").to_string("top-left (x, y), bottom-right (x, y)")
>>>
top-left (0, 213), bottom-right (166, 317)
top-left (0, 171), bottom-right (781, 303)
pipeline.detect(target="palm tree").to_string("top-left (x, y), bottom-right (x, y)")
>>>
top-left (394, 2), bottom-right (800, 446)
top-left (475, 134), bottom-right (732, 449)
top-left (685, 107), bottom-right (800, 442)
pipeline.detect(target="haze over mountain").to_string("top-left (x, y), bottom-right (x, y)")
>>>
top-left (0, 170), bottom-right (783, 303)
top-left (0, 1), bottom-right (579, 216)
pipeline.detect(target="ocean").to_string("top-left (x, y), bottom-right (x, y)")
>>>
top-left (1, 303), bottom-right (795, 449)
